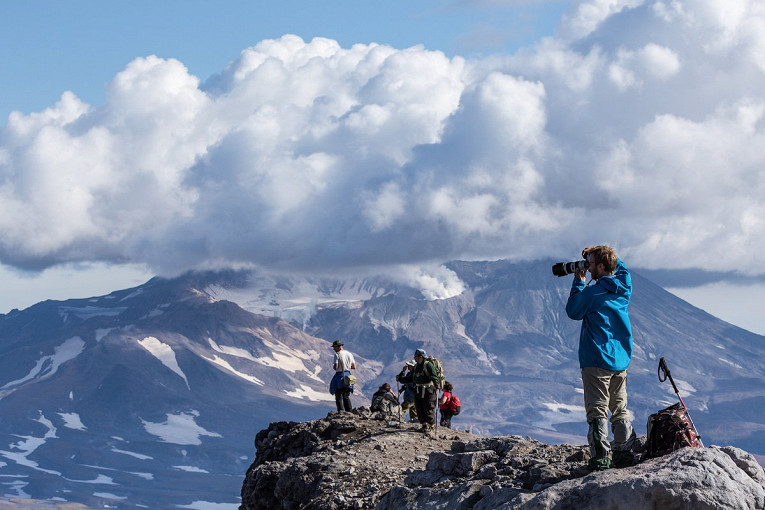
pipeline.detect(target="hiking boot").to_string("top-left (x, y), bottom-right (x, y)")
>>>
top-left (587, 456), bottom-right (611, 472)
top-left (612, 450), bottom-right (635, 468)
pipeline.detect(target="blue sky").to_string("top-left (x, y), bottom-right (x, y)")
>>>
top-left (1, 0), bottom-right (765, 335)
top-left (1, 1), bottom-right (570, 120)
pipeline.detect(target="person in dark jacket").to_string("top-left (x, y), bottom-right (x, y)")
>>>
top-left (396, 348), bottom-right (439, 432)
top-left (397, 361), bottom-right (418, 422)
top-left (370, 383), bottom-right (399, 415)
top-left (566, 245), bottom-right (636, 471)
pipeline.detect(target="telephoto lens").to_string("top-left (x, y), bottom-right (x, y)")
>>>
top-left (551, 260), bottom-right (589, 277)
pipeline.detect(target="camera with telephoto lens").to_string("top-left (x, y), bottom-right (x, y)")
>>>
top-left (551, 259), bottom-right (589, 277)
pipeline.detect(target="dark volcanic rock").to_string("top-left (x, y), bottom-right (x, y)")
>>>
top-left (240, 411), bottom-right (765, 510)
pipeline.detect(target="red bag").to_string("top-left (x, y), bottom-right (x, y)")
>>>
top-left (448, 394), bottom-right (461, 415)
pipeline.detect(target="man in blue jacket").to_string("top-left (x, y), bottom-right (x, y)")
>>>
top-left (566, 245), bottom-right (636, 470)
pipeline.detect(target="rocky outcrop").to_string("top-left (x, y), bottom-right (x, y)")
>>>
top-left (238, 408), bottom-right (765, 509)
top-left (520, 445), bottom-right (765, 509)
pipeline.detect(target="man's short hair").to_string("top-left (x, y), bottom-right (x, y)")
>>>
top-left (587, 245), bottom-right (617, 274)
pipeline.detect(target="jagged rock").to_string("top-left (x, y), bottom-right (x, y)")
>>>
top-left (240, 412), bottom-right (765, 510)
top-left (240, 408), bottom-right (479, 509)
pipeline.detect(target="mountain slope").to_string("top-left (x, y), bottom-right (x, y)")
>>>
top-left (0, 274), bottom-right (373, 508)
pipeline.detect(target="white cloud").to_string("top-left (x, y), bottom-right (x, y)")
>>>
top-left (559, 0), bottom-right (646, 41)
top-left (2, 1), bottom-right (765, 281)
top-left (396, 264), bottom-right (466, 300)
top-left (639, 43), bottom-right (681, 78)
top-left (362, 182), bottom-right (406, 232)
top-left (609, 43), bottom-right (680, 90)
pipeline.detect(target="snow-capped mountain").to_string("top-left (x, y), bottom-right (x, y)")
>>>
top-left (0, 271), bottom-right (374, 508)
top-left (0, 260), bottom-right (763, 508)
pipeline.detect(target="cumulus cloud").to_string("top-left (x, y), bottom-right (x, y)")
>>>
top-left (609, 43), bottom-right (680, 90)
top-left (558, 0), bottom-right (646, 41)
top-left (2, 0), bottom-right (765, 282)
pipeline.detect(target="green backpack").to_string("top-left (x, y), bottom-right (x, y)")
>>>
top-left (426, 357), bottom-right (445, 389)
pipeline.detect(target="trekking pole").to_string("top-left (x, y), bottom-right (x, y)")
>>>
top-left (434, 389), bottom-right (439, 437)
top-left (658, 357), bottom-right (704, 447)
top-left (397, 383), bottom-right (402, 426)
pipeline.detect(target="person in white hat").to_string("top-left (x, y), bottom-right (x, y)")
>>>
top-left (397, 360), bottom-right (418, 422)
top-left (329, 340), bottom-right (356, 412)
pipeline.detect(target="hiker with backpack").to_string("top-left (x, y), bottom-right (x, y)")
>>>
top-left (565, 245), bottom-right (637, 471)
top-left (370, 382), bottom-right (399, 416)
top-left (329, 340), bottom-right (356, 412)
top-left (397, 361), bottom-right (418, 423)
top-left (438, 381), bottom-right (460, 429)
top-left (396, 349), bottom-right (439, 433)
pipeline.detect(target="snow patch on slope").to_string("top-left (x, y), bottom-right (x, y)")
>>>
top-left (2, 337), bottom-right (85, 389)
top-left (536, 402), bottom-right (587, 429)
top-left (201, 354), bottom-right (264, 386)
top-left (58, 306), bottom-right (126, 320)
top-left (137, 336), bottom-right (190, 390)
top-left (141, 411), bottom-right (222, 445)
top-left (59, 412), bottom-right (87, 431)
top-left (284, 384), bottom-right (335, 402)
top-left (111, 448), bottom-right (153, 460)
top-left (206, 278), bottom-right (381, 325)
top-left (207, 337), bottom-right (322, 381)
top-left (0, 413), bottom-right (61, 475)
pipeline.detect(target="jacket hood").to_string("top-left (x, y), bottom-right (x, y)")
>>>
top-left (598, 275), bottom-right (629, 295)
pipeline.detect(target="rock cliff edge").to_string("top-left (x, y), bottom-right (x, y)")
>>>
top-left (239, 408), bottom-right (765, 510)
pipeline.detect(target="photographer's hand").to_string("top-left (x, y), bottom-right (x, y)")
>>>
top-left (575, 267), bottom-right (587, 282)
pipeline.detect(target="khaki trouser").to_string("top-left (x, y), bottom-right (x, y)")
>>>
top-left (582, 367), bottom-right (634, 457)
top-left (401, 400), bottom-right (418, 421)
top-left (582, 367), bottom-right (630, 422)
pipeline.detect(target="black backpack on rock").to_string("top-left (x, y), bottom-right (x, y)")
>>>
top-left (643, 358), bottom-right (703, 460)
top-left (644, 402), bottom-right (702, 459)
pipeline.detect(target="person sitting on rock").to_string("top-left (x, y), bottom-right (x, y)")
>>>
top-left (370, 383), bottom-right (399, 416)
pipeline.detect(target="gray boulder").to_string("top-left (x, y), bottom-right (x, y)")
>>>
top-left (521, 445), bottom-right (765, 510)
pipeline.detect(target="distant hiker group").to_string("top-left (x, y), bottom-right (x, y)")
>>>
top-left (328, 341), bottom-right (460, 433)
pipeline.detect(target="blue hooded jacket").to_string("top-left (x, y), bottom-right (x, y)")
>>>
top-left (565, 258), bottom-right (633, 371)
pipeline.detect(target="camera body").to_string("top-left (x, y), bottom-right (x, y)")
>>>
top-left (551, 259), bottom-right (589, 277)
